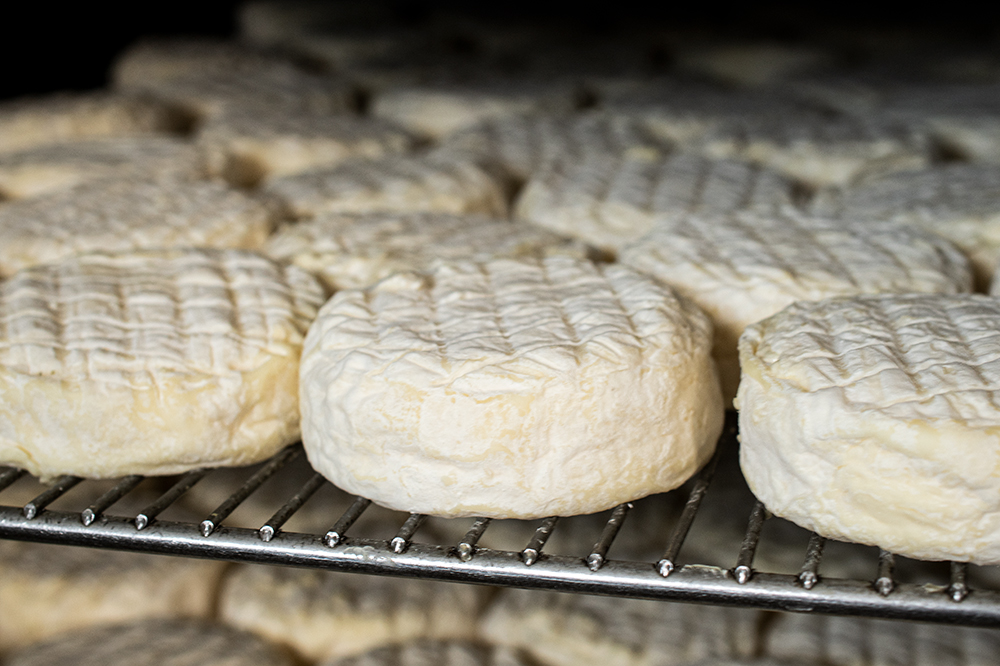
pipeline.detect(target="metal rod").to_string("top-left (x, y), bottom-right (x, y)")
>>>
top-left (259, 473), bottom-right (326, 542)
top-left (391, 514), bottom-right (427, 554)
top-left (799, 533), bottom-right (826, 590)
top-left (875, 550), bottom-right (896, 596)
top-left (457, 518), bottom-right (492, 562)
top-left (81, 475), bottom-right (144, 526)
top-left (23, 476), bottom-right (83, 519)
top-left (0, 467), bottom-right (25, 494)
top-left (588, 502), bottom-right (632, 572)
top-left (200, 446), bottom-right (301, 537)
top-left (657, 449), bottom-right (722, 577)
top-left (949, 562), bottom-right (969, 603)
top-left (522, 516), bottom-right (559, 566)
top-left (734, 500), bottom-right (769, 584)
top-left (324, 497), bottom-right (371, 547)
top-left (135, 469), bottom-right (208, 530)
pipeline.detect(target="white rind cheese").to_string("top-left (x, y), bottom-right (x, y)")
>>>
top-left (480, 588), bottom-right (762, 666)
top-left (0, 249), bottom-right (325, 479)
top-left (515, 153), bottom-right (799, 252)
top-left (737, 294), bottom-right (1000, 564)
top-left (812, 164), bottom-right (1000, 289)
top-left (263, 211), bottom-right (585, 291)
top-left (266, 155), bottom-right (508, 219)
top-left (300, 256), bottom-right (723, 519)
top-left (763, 611), bottom-right (1000, 665)
top-left (319, 641), bottom-right (537, 666)
top-left (5, 619), bottom-right (293, 666)
top-left (198, 110), bottom-right (415, 186)
top-left (0, 137), bottom-right (206, 200)
top-left (0, 540), bottom-right (225, 651)
top-left (219, 566), bottom-right (492, 663)
top-left (621, 212), bottom-right (972, 402)
top-left (0, 176), bottom-right (276, 278)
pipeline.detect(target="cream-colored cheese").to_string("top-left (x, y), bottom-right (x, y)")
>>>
top-left (0, 249), bottom-right (324, 479)
top-left (198, 110), bottom-right (414, 186)
top-left (481, 588), bottom-right (761, 666)
top-left (435, 112), bottom-right (671, 184)
top-left (737, 294), bottom-right (1000, 564)
top-left (265, 155), bottom-right (507, 219)
top-left (0, 176), bottom-right (276, 277)
top-left (263, 211), bottom-right (584, 292)
top-left (371, 81), bottom-right (577, 140)
top-left (515, 153), bottom-right (799, 253)
top-left (621, 212), bottom-right (972, 402)
top-left (0, 540), bottom-right (225, 651)
top-left (219, 566), bottom-right (492, 663)
top-left (300, 255), bottom-right (723, 519)
top-left (0, 92), bottom-right (184, 154)
top-left (319, 641), bottom-right (537, 666)
top-left (0, 137), bottom-right (206, 200)
top-left (812, 164), bottom-right (1000, 289)
top-left (5, 619), bottom-right (293, 666)
top-left (763, 611), bottom-right (1000, 665)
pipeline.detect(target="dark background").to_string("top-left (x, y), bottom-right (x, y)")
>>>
top-left (1, 2), bottom-right (998, 100)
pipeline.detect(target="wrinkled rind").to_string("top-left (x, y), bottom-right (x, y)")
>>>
top-left (0, 249), bottom-right (325, 479)
top-left (622, 213), bottom-right (973, 402)
top-left (737, 294), bottom-right (1000, 564)
top-left (301, 256), bottom-right (723, 519)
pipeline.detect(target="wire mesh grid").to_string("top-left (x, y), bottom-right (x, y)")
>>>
top-left (2, 414), bottom-right (999, 627)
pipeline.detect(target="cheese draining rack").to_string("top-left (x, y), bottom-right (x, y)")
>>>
top-left (2, 413), bottom-right (999, 628)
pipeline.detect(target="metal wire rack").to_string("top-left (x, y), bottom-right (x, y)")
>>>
top-left (2, 414), bottom-right (999, 628)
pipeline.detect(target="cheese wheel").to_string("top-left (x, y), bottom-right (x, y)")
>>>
top-left (198, 110), bottom-right (414, 186)
top-left (0, 91), bottom-right (185, 155)
top-left (738, 294), bottom-right (1000, 564)
top-left (0, 249), bottom-right (325, 479)
top-left (5, 619), bottom-right (293, 666)
top-left (620, 212), bottom-right (971, 402)
top-left (763, 611), bottom-right (1000, 666)
top-left (812, 164), bottom-right (1000, 289)
top-left (515, 153), bottom-right (799, 252)
top-left (265, 155), bottom-right (507, 219)
top-left (300, 255), bottom-right (723, 519)
top-left (219, 565), bottom-right (492, 663)
top-left (0, 137), bottom-right (206, 200)
top-left (480, 588), bottom-right (761, 666)
top-left (0, 176), bottom-right (276, 278)
top-left (0, 541), bottom-right (225, 651)
top-left (319, 641), bottom-right (538, 666)
top-left (263, 211), bottom-right (585, 292)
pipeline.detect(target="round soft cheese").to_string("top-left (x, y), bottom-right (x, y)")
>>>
top-left (5, 619), bottom-right (293, 666)
top-left (620, 212), bottom-right (973, 402)
top-left (219, 565), bottom-right (492, 663)
top-left (0, 249), bottom-right (325, 479)
top-left (737, 294), bottom-right (1000, 564)
top-left (263, 211), bottom-right (585, 292)
top-left (0, 176), bottom-right (277, 278)
top-left (300, 255), bottom-right (723, 519)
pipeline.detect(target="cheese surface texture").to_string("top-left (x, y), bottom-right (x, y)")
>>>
top-left (220, 566), bottom-right (491, 663)
top-left (515, 153), bottom-right (798, 252)
top-left (0, 249), bottom-right (325, 479)
top-left (263, 211), bottom-right (585, 291)
top-left (266, 155), bottom-right (507, 219)
top-left (5, 619), bottom-right (293, 666)
top-left (812, 164), bottom-right (1000, 288)
top-left (737, 294), bottom-right (1000, 564)
top-left (319, 641), bottom-right (538, 666)
top-left (0, 176), bottom-right (276, 278)
top-left (621, 212), bottom-right (972, 402)
top-left (481, 588), bottom-right (761, 666)
top-left (300, 256), bottom-right (723, 518)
